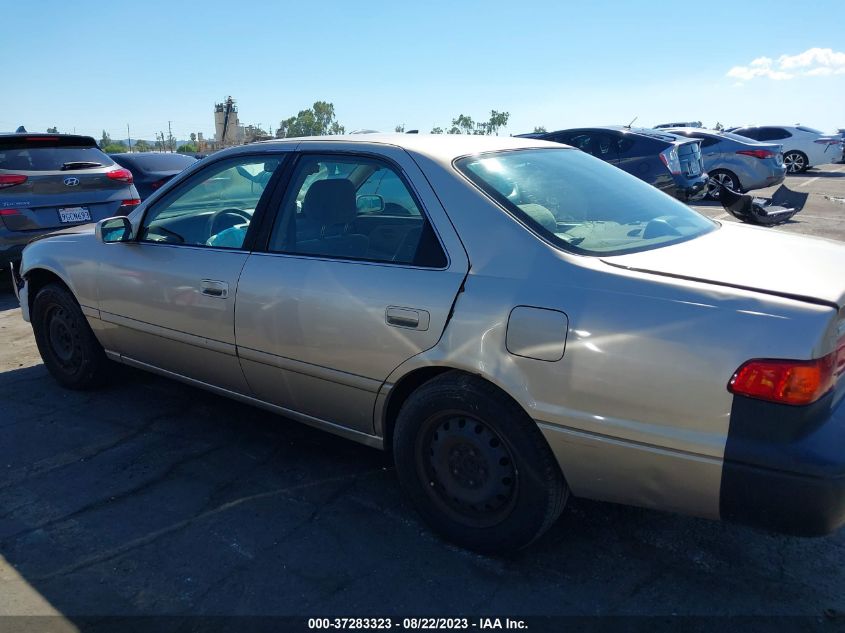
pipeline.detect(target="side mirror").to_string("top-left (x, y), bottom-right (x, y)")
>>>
top-left (96, 216), bottom-right (133, 243)
top-left (356, 194), bottom-right (384, 214)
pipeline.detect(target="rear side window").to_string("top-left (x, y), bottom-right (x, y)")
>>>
top-left (268, 154), bottom-right (447, 267)
top-left (757, 127), bottom-right (791, 141)
top-left (732, 128), bottom-right (760, 140)
top-left (0, 146), bottom-right (114, 171)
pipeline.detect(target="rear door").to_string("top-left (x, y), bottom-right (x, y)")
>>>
top-left (234, 146), bottom-right (469, 435)
top-left (0, 136), bottom-right (137, 233)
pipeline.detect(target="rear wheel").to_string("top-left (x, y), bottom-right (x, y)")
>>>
top-left (706, 169), bottom-right (740, 200)
top-left (783, 151), bottom-right (808, 174)
top-left (31, 283), bottom-right (109, 389)
top-left (393, 372), bottom-right (568, 552)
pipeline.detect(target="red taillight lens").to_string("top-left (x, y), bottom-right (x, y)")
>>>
top-left (737, 149), bottom-right (775, 159)
top-left (728, 355), bottom-right (837, 406)
top-left (0, 174), bottom-right (28, 189)
top-left (120, 198), bottom-right (141, 207)
top-left (107, 168), bottom-right (134, 183)
top-left (0, 208), bottom-right (20, 216)
top-left (814, 139), bottom-right (840, 145)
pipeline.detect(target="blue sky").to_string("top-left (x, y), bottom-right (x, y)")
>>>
top-left (5, 0), bottom-right (844, 140)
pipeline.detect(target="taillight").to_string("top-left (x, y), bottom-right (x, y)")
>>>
top-left (737, 149), bottom-right (775, 159)
top-left (814, 139), bottom-right (840, 145)
top-left (0, 174), bottom-right (28, 189)
top-left (107, 168), bottom-right (134, 183)
top-left (119, 198), bottom-right (141, 207)
top-left (659, 147), bottom-right (682, 175)
top-left (728, 350), bottom-right (843, 406)
top-left (0, 208), bottom-right (20, 216)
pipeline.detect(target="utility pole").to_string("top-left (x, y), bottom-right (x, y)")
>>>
top-left (127, 123), bottom-right (132, 153)
top-left (167, 121), bottom-right (174, 153)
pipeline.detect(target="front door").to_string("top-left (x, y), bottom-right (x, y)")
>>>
top-left (235, 148), bottom-right (469, 434)
top-left (97, 153), bottom-right (286, 393)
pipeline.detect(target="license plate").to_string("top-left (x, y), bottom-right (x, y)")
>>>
top-left (58, 207), bottom-right (91, 223)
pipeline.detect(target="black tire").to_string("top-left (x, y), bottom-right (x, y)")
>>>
top-left (706, 169), bottom-right (741, 200)
top-left (31, 283), bottom-right (109, 390)
top-left (393, 371), bottom-right (568, 552)
top-left (783, 151), bottom-right (809, 174)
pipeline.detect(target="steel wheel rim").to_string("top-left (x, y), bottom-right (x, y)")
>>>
top-left (45, 305), bottom-right (81, 370)
top-left (784, 153), bottom-right (805, 173)
top-left (707, 172), bottom-right (734, 199)
top-left (416, 413), bottom-right (518, 528)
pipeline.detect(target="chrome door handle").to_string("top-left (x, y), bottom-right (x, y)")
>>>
top-left (200, 279), bottom-right (229, 298)
top-left (386, 306), bottom-right (430, 331)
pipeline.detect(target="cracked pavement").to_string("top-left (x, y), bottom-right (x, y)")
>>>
top-left (1, 167), bottom-right (845, 625)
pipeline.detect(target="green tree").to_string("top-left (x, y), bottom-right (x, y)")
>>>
top-left (100, 130), bottom-right (112, 148)
top-left (430, 127), bottom-right (444, 134)
top-left (46, 126), bottom-right (58, 133)
top-left (189, 132), bottom-right (197, 142)
top-left (714, 121), bottom-right (724, 131)
top-left (102, 143), bottom-right (127, 154)
top-left (395, 124), bottom-right (405, 133)
top-left (177, 143), bottom-right (198, 153)
top-left (276, 101), bottom-right (345, 138)
top-left (533, 126), bottom-right (547, 134)
top-left (451, 114), bottom-right (475, 135)
top-left (134, 139), bottom-right (151, 152)
top-left (487, 110), bottom-right (510, 135)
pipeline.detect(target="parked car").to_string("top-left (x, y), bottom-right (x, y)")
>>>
top-left (665, 128), bottom-right (786, 199)
top-left (110, 152), bottom-right (197, 201)
top-left (1, 134), bottom-right (139, 271)
top-left (519, 127), bottom-right (708, 201)
top-left (13, 135), bottom-right (845, 552)
top-left (654, 121), bottom-right (702, 129)
top-left (727, 126), bottom-right (844, 173)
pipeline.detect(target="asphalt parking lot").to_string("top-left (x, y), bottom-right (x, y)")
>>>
top-left (1, 166), bottom-right (844, 630)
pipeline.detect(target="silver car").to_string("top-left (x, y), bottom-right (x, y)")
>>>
top-left (13, 135), bottom-right (845, 552)
top-left (666, 128), bottom-right (786, 199)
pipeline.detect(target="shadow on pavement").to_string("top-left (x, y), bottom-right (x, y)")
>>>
top-left (1, 362), bottom-right (844, 620)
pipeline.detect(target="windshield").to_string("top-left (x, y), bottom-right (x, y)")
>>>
top-left (456, 148), bottom-right (716, 256)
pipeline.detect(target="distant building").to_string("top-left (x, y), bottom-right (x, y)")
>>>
top-left (214, 96), bottom-right (245, 147)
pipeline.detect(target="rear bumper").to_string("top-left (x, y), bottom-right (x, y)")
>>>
top-left (721, 390), bottom-right (845, 536)
top-left (674, 177), bottom-right (709, 202)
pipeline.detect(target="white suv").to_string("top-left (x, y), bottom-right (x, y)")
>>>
top-left (728, 125), bottom-right (843, 173)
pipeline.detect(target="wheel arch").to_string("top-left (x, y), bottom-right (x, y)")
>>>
top-left (25, 267), bottom-right (74, 313)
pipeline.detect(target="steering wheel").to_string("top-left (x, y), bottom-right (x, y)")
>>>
top-left (207, 208), bottom-right (251, 239)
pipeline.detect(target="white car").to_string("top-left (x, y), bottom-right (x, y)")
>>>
top-left (728, 125), bottom-right (844, 173)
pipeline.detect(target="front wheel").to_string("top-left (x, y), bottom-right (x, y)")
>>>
top-left (393, 372), bottom-right (568, 552)
top-left (31, 283), bottom-right (109, 390)
top-left (783, 151), bottom-right (808, 174)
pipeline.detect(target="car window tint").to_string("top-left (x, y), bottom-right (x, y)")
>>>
top-left (457, 148), bottom-right (716, 256)
top-left (0, 146), bottom-right (114, 171)
top-left (732, 128), bottom-right (759, 140)
top-left (757, 127), bottom-right (790, 141)
top-left (697, 136), bottom-right (719, 147)
top-left (140, 156), bottom-right (282, 249)
top-left (268, 155), bottom-right (447, 267)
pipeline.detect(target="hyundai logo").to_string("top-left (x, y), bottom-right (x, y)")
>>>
top-left (63, 177), bottom-right (80, 187)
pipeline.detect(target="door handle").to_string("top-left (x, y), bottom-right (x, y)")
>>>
top-left (386, 306), bottom-right (430, 331)
top-left (200, 279), bottom-right (229, 298)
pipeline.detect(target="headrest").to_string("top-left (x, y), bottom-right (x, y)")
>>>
top-left (302, 179), bottom-right (357, 226)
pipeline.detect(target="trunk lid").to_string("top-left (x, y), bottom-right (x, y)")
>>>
top-left (602, 222), bottom-right (845, 308)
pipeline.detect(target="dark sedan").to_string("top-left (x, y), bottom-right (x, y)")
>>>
top-left (518, 127), bottom-right (709, 202)
top-left (109, 152), bottom-right (197, 200)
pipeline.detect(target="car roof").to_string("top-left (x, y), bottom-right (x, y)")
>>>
top-left (245, 133), bottom-right (565, 164)
top-left (0, 133), bottom-right (98, 145)
top-left (543, 126), bottom-right (683, 142)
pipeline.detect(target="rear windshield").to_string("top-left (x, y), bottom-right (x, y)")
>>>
top-left (456, 148), bottom-right (716, 256)
top-left (0, 146), bottom-right (113, 171)
top-left (117, 153), bottom-right (197, 172)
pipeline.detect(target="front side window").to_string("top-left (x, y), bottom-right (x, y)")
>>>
top-left (267, 155), bottom-right (446, 267)
top-left (757, 128), bottom-right (791, 141)
top-left (140, 156), bottom-right (282, 249)
top-left (456, 148), bottom-right (716, 256)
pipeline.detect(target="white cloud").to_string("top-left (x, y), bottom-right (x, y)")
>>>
top-left (726, 47), bottom-right (845, 81)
